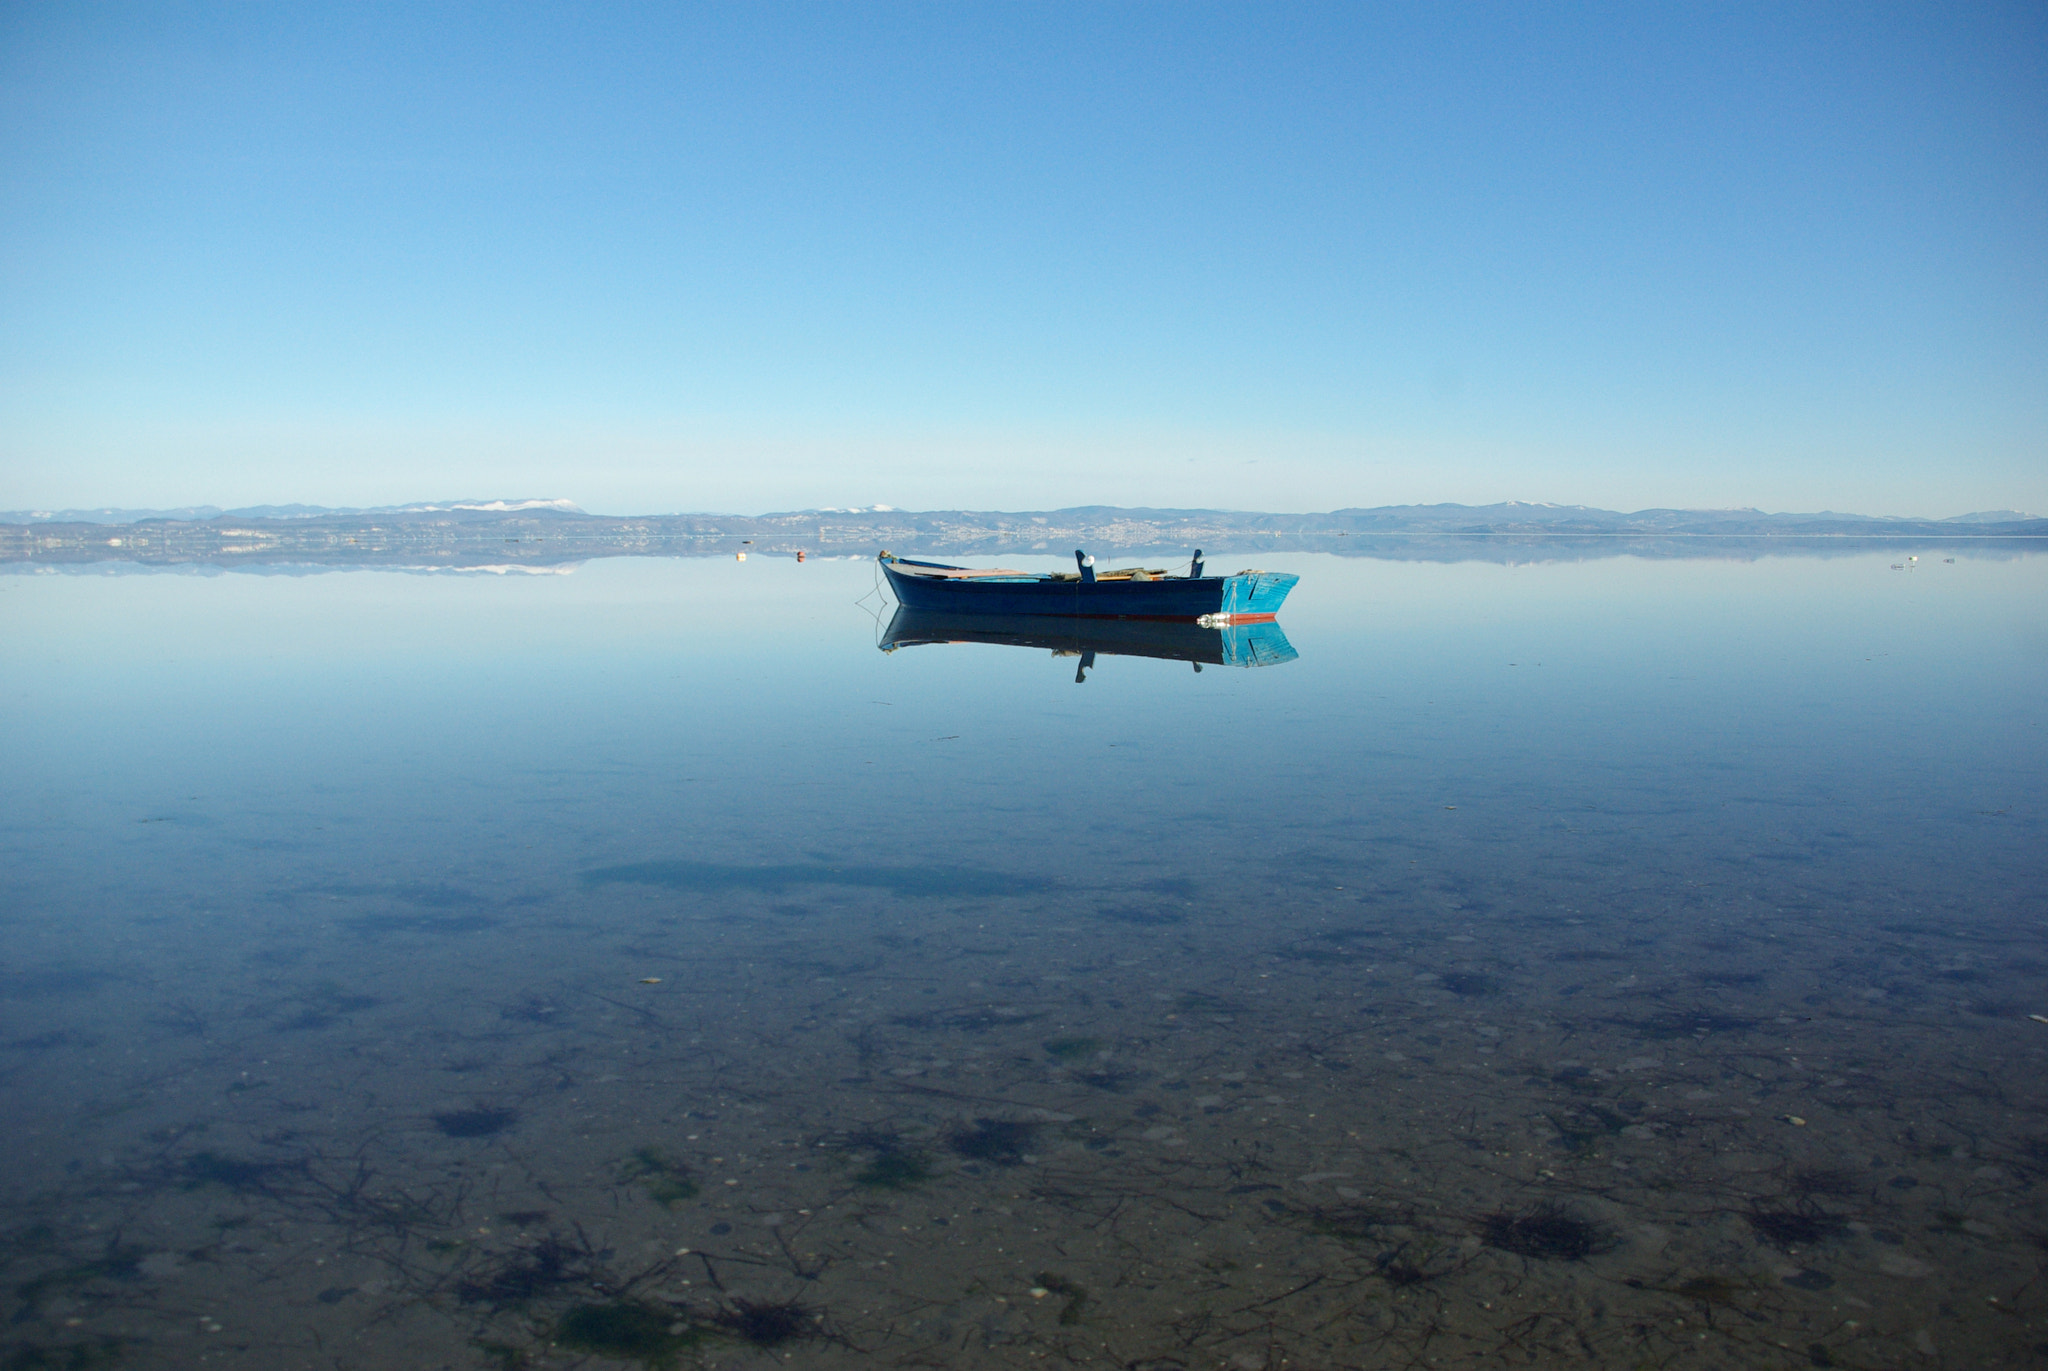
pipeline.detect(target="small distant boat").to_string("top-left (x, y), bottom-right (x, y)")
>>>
top-left (881, 606), bottom-right (1297, 681)
top-left (877, 549), bottom-right (1297, 622)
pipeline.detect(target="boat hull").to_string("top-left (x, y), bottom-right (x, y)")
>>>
top-left (880, 558), bottom-right (1297, 620)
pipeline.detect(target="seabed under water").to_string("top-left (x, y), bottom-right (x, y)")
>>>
top-left (0, 550), bottom-right (2042, 1369)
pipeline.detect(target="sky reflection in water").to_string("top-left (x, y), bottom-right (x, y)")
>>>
top-left (0, 550), bottom-right (2042, 1369)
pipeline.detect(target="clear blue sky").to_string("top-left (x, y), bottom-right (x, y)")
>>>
top-left (2, 2), bottom-right (2042, 515)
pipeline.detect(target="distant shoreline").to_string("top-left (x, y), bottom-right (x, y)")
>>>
top-left (4, 502), bottom-right (2043, 571)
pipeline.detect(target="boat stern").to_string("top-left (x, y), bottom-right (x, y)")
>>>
top-left (1216, 571), bottom-right (1299, 618)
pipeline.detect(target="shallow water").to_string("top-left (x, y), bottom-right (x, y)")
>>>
top-left (1, 549), bottom-right (2044, 1370)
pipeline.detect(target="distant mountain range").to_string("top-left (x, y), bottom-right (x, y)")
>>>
top-left (3, 500), bottom-right (2042, 570)
top-left (0, 498), bottom-right (585, 524)
top-left (0, 498), bottom-right (2033, 529)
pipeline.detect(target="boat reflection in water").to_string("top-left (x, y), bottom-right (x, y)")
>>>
top-left (880, 607), bottom-right (1298, 682)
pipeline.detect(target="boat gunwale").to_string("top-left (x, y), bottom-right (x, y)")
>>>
top-left (880, 553), bottom-right (1227, 586)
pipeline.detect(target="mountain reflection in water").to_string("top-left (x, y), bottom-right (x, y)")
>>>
top-left (879, 606), bottom-right (1298, 680)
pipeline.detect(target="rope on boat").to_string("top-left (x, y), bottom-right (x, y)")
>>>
top-left (855, 549), bottom-right (895, 649)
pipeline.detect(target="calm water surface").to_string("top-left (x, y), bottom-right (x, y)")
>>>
top-left (1, 550), bottom-right (2044, 1370)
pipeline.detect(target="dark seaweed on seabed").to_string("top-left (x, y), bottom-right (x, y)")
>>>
top-left (114, 1138), bottom-right (472, 1284)
top-left (553, 1301), bottom-right (701, 1365)
top-left (712, 1296), bottom-right (819, 1346)
top-left (434, 1107), bottom-right (518, 1138)
top-left (458, 1233), bottom-right (599, 1309)
top-left (1072, 1066), bottom-right (1145, 1092)
top-left (9, 1237), bottom-right (147, 1323)
top-left (1747, 1208), bottom-right (1846, 1249)
top-left (947, 1118), bottom-right (1039, 1166)
top-left (619, 1148), bottom-right (699, 1207)
top-left (1786, 1166), bottom-right (1865, 1199)
top-left (1545, 1100), bottom-right (1642, 1151)
top-left (1042, 1035), bottom-right (1103, 1061)
top-left (854, 1149), bottom-right (933, 1190)
top-left (1480, 1206), bottom-right (1618, 1261)
top-left (813, 1125), bottom-right (936, 1190)
top-left (579, 859), bottom-right (1044, 899)
top-left (1437, 971), bottom-right (1503, 997)
top-left (546, 1293), bottom-right (824, 1366)
top-left (177, 1151), bottom-right (309, 1192)
top-left (0, 1335), bottom-right (128, 1369)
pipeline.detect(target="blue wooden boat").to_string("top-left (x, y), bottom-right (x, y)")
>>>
top-left (878, 549), bottom-right (1297, 621)
top-left (880, 606), bottom-right (1297, 681)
